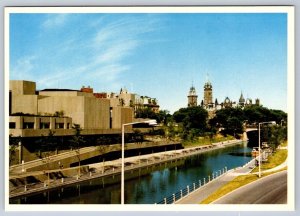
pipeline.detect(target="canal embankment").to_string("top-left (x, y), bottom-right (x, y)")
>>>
top-left (9, 139), bottom-right (244, 199)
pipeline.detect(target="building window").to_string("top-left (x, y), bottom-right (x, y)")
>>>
top-left (9, 122), bottom-right (16, 129)
top-left (56, 123), bottom-right (64, 129)
top-left (23, 122), bottom-right (34, 129)
top-left (41, 122), bottom-right (50, 129)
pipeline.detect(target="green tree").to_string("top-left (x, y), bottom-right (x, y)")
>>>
top-left (268, 125), bottom-right (287, 150)
top-left (34, 130), bottom-right (57, 186)
top-left (135, 107), bottom-right (157, 119)
top-left (9, 134), bottom-right (21, 165)
top-left (70, 124), bottom-right (85, 177)
top-left (132, 129), bottom-right (144, 143)
top-left (173, 106), bottom-right (208, 139)
top-left (35, 130), bottom-right (57, 158)
top-left (210, 107), bottom-right (245, 136)
top-left (54, 110), bottom-right (65, 117)
top-left (156, 110), bottom-right (171, 124)
top-left (243, 106), bottom-right (287, 126)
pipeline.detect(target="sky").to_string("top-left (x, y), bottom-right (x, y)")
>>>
top-left (9, 12), bottom-right (288, 113)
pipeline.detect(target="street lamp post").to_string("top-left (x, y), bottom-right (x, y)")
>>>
top-left (121, 119), bottom-right (157, 205)
top-left (258, 121), bottom-right (276, 177)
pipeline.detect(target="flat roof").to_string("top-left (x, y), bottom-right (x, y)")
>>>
top-left (39, 89), bottom-right (78, 92)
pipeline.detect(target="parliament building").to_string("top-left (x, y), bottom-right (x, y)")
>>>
top-left (187, 80), bottom-right (260, 118)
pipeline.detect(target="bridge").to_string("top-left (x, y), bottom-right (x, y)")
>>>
top-left (241, 127), bottom-right (258, 141)
top-left (246, 127), bottom-right (258, 132)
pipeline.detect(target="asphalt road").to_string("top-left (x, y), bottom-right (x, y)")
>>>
top-left (213, 170), bottom-right (287, 204)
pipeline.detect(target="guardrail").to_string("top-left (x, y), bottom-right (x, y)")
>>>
top-left (155, 166), bottom-right (228, 204)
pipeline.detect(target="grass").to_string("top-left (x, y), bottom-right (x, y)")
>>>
top-left (280, 140), bottom-right (288, 147)
top-left (251, 148), bottom-right (287, 173)
top-left (200, 174), bottom-right (259, 204)
top-left (183, 135), bottom-right (235, 148)
top-left (200, 142), bottom-right (288, 204)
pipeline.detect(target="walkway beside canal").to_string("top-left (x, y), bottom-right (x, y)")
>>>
top-left (175, 152), bottom-right (288, 204)
top-left (175, 158), bottom-right (256, 204)
top-left (9, 139), bottom-right (244, 198)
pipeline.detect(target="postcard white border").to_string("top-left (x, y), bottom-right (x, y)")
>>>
top-left (4, 6), bottom-right (295, 212)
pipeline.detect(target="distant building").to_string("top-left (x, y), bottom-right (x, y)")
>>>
top-left (96, 87), bottom-right (160, 114)
top-left (203, 80), bottom-right (213, 109)
top-left (187, 85), bottom-right (198, 107)
top-left (255, 98), bottom-right (260, 106)
top-left (186, 79), bottom-right (261, 118)
top-left (140, 96), bottom-right (160, 113)
top-left (239, 92), bottom-right (245, 107)
top-left (223, 97), bottom-right (232, 108)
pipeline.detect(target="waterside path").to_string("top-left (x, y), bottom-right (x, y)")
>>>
top-left (10, 139), bottom-right (244, 199)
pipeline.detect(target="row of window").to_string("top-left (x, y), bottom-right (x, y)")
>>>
top-left (9, 122), bottom-right (70, 129)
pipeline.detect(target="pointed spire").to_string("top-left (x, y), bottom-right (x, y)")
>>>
top-left (204, 73), bottom-right (212, 89)
top-left (239, 91), bottom-right (245, 103)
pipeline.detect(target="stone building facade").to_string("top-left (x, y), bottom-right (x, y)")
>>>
top-left (187, 85), bottom-right (198, 107)
top-left (187, 80), bottom-right (261, 118)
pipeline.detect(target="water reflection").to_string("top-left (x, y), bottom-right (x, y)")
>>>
top-left (10, 143), bottom-right (252, 204)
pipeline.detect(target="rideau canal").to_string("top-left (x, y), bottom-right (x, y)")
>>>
top-left (11, 142), bottom-right (253, 204)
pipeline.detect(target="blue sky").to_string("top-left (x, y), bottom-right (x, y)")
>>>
top-left (9, 13), bottom-right (287, 113)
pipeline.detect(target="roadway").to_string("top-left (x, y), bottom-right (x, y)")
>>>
top-left (213, 170), bottom-right (287, 204)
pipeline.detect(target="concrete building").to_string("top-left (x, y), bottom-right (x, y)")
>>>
top-left (9, 80), bottom-right (134, 137)
top-left (38, 89), bottom-right (111, 130)
top-left (9, 80), bottom-right (39, 115)
top-left (9, 116), bottom-right (73, 137)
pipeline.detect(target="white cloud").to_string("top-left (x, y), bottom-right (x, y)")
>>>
top-left (95, 40), bottom-right (139, 64)
top-left (14, 14), bottom-right (163, 91)
top-left (42, 14), bottom-right (69, 29)
top-left (10, 56), bottom-right (36, 81)
top-left (64, 16), bottom-right (160, 87)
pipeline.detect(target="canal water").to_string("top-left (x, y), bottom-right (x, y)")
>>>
top-left (10, 142), bottom-right (253, 204)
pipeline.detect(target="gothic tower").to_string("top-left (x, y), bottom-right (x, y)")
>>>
top-left (187, 85), bottom-right (198, 107)
top-left (203, 80), bottom-right (213, 107)
top-left (239, 92), bottom-right (245, 107)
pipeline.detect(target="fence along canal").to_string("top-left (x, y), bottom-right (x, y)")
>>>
top-left (156, 167), bottom-right (228, 204)
top-left (10, 141), bottom-right (252, 204)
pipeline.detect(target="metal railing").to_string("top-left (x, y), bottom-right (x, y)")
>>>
top-left (155, 166), bottom-right (228, 204)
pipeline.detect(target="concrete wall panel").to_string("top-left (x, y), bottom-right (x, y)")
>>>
top-left (11, 95), bottom-right (38, 115)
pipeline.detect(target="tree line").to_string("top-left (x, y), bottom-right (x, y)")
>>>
top-left (136, 105), bottom-right (287, 147)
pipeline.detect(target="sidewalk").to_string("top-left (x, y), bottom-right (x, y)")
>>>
top-left (176, 157), bottom-right (287, 204)
top-left (176, 159), bottom-right (256, 204)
